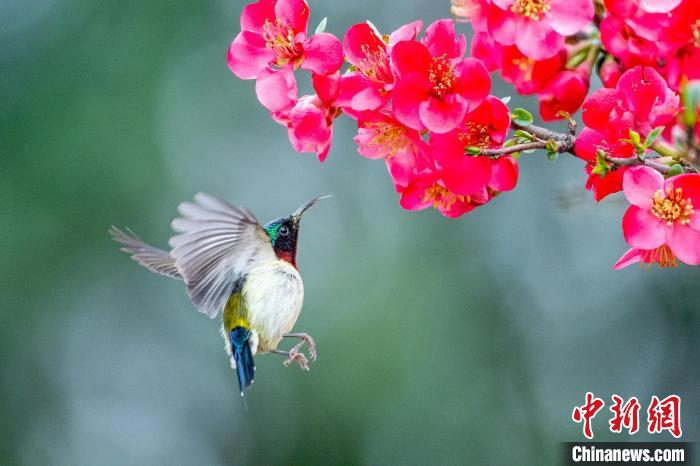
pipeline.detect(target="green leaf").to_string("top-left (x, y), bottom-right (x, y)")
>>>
top-left (510, 152), bottom-right (521, 160)
top-left (547, 151), bottom-right (558, 161)
top-left (315, 17), bottom-right (327, 34)
top-left (545, 140), bottom-right (558, 153)
top-left (682, 81), bottom-right (700, 127)
top-left (511, 108), bottom-right (533, 127)
top-left (629, 129), bottom-right (642, 148)
top-left (466, 146), bottom-right (481, 155)
top-left (566, 46), bottom-right (590, 68)
top-left (513, 129), bottom-right (533, 140)
top-left (643, 126), bottom-right (664, 148)
top-left (667, 163), bottom-right (684, 176)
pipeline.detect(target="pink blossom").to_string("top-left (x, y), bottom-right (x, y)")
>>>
top-left (575, 66), bottom-right (680, 200)
top-left (272, 72), bottom-right (340, 162)
top-left (615, 166), bottom-right (700, 268)
top-left (429, 96), bottom-right (517, 196)
top-left (471, 32), bottom-right (567, 95)
top-left (399, 168), bottom-right (482, 218)
top-left (228, 0), bottom-right (343, 79)
top-left (537, 70), bottom-right (589, 121)
top-left (352, 110), bottom-right (429, 189)
top-left (391, 19), bottom-right (491, 134)
top-left (337, 21), bottom-right (423, 112)
top-left (484, 0), bottom-right (594, 60)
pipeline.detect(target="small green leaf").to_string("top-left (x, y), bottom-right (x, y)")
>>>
top-left (466, 146), bottom-right (481, 155)
top-left (545, 139), bottom-right (558, 153)
top-left (510, 152), bottom-right (521, 160)
top-left (511, 108), bottom-right (533, 127)
top-left (629, 129), bottom-right (642, 148)
top-left (500, 96), bottom-right (511, 105)
top-left (566, 46), bottom-right (590, 68)
top-left (547, 151), bottom-right (558, 161)
top-left (513, 129), bottom-right (533, 140)
top-left (315, 17), bottom-right (327, 34)
top-left (643, 126), bottom-right (664, 148)
top-left (591, 164), bottom-right (606, 176)
top-left (667, 163), bottom-right (684, 176)
top-left (503, 138), bottom-right (518, 148)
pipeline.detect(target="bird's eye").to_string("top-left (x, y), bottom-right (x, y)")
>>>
top-left (279, 225), bottom-right (289, 236)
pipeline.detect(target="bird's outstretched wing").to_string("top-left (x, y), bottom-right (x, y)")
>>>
top-left (109, 226), bottom-right (183, 279)
top-left (169, 192), bottom-right (275, 319)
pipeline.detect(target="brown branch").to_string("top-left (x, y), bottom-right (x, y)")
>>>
top-left (472, 120), bottom-right (696, 175)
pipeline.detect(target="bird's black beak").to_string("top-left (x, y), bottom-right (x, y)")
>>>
top-left (292, 195), bottom-right (331, 222)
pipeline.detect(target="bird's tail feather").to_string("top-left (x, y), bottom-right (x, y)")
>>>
top-left (109, 226), bottom-right (182, 280)
top-left (230, 327), bottom-right (255, 395)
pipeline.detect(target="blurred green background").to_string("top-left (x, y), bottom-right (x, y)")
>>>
top-left (1, 0), bottom-right (698, 464)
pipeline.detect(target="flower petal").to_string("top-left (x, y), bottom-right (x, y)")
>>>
top-left (228, 31), bottom-right (276, 80)
top-left (418, 95), bottom-right (468, 133)
top-left (453, 58), bottom-right (491, 111)
top-left (344, 23), bottom-right (385, 67)
top-left (548, 0), bottom-right (594, 36)
top-left (388, 20), bottom-right (423, 46)
top-left (302, 33), bottom-right (344, 75)
top-left (274, 0), bottom-right (310, 35)
top-left (240, 0), bottom-right (276, 32)
top-left (613, 248), bottom-right (643, 270)
top-left (666, 224), bottom-right (700, 264)
top-left (391, 40), bottom-right (432, 78)
top-left (622, 205), bottom-right (666, 250)
top-left (489, 156), bottom-right (518, 191)
top-left (421, 19), bottom-right (465, 59)
top-left (392, 73), bottom-right (432, 130)
top-left (670, 174), bottom-right (700, 230)
top-left (255, 66), bottom-right (298, 111)
top-left (623, 166), bottom-right (665, 209)
top-left (442, 155), bottom-right (492, 196)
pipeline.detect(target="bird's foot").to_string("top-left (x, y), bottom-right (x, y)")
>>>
top-left (281, 348), bottom-right (310, 371)
top-left (284, 332), bottom-right (317, 362)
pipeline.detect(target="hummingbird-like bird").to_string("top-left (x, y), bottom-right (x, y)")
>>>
top-left (109, 193), bottom-right (329, 395)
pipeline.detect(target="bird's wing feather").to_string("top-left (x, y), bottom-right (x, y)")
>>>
top-left (169, 192), bottom-right (274, 319)
top-left (109, 226), bottom-right (183, 279)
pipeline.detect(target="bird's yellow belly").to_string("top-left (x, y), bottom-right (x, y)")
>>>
top-left (241, 260), bottom-right (304, 353)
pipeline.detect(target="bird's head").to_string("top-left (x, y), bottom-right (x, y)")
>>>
top-left (263, 195), bottom-right (330, 267)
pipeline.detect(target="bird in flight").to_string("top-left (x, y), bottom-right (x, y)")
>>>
top-left (110, 193), bottom-right (330, 396)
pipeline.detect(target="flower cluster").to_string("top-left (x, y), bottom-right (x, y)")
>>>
top-left (453, 0), bottom-right (594, 121)
top-left (228, 0), bottom-right (700, 269)
top-left (229, 0), bottom-right (519, 217)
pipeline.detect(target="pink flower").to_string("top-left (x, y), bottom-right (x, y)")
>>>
top-left (272, 72), bottom-right (340, 161)
top-left (484, 0), bottom-right (594, 60)
top-left (353, 110), bottom-right (428, 189)
top-left (598, 56), bottom-right (624, 88)
top-left (430, 95), bottom-right (517, 196)
top-left (575, 66), bottom-right (680, 200)
top-left (471, 32), bottom-right (567, 95)
top-left (391, 19), bottom-right (491, 134)
top-left (337, 21), bottom-right (423, 112)
top-left (616, 166), bottom-right (700, 268)
top-left (228, 0), bottom-right (343, 79)
top-left (399, 168), bottom-right (482, 218)
top-left (537, 70), bottom-right (589, 121)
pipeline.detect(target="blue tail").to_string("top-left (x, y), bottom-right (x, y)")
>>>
top-left (230, 327), bottom-right (255, 394)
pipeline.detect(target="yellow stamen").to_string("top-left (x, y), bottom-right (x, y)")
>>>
top-left (640, 245), bottom-right (678, 269)
top-left (367, 122), bottom-right (408, 158)
top-left (511, 0), bottom-right (551, 21)
top-left (422, 183), bottom-right (470, 210)
top-left (428, 55), bottom-right (455, 99)
top-left (262, 19), bottom-right (303, 63)
top-left (358, 44), bottom-right (392, 84)
top-left (458, 122), bottom-right (492, 148)
top-left (650, 184), bottom-right (694, 226)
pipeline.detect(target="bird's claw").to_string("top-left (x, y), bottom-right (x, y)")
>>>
top-left (290, 333), bottom-right (317, 362)
top-left (283, 349), bottom-right (310, 371)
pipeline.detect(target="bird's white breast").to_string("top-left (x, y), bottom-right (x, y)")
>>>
top-left (242, 259), bottom-right (304, 352)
